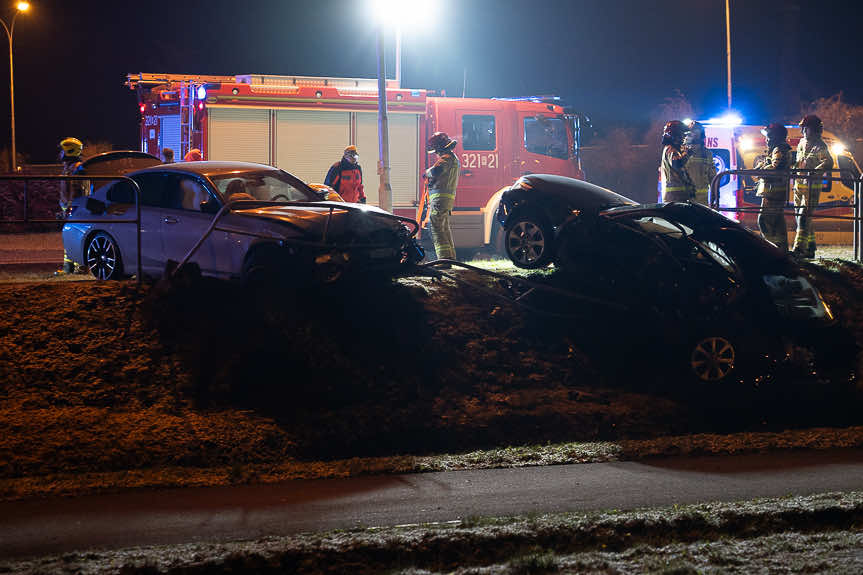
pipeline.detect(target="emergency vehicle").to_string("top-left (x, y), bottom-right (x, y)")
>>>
top-left (127, 72), bottom-right (584, 250)
top-left (675, 118), bottom-right (861, 245)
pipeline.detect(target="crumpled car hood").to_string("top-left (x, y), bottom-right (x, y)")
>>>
top-left (232, 202), bottom-right (404, 239)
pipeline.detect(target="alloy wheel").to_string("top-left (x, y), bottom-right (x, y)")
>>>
top-left (507, 221), bottom-right (546, 266)
top-left (86, 234), bottom-right (118, 280)
top-left (690, 335), bottom-right (736, 382)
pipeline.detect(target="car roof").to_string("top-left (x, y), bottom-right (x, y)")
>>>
top-left (519, 174), bottom-right (638, 208)
top-left (130, 161), bottom-right (281, 178)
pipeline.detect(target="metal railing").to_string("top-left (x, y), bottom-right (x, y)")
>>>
top-left (0, 175), bottom-right (144, 282)
top-left (707, 168), bottom-right (863, 262)
top-left (171, 199), bottom-right (420, 277)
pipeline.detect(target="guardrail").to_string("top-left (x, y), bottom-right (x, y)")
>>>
top-left (707, 168), bottom-right (863, 262)
top-left (0, 175), bottom-right (144, 282)
top-left (171, 199), bottom-right (420, 277)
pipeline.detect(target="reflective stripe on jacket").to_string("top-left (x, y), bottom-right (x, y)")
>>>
top-left (684, 145), bottom-right (716, 194)
top-left (756, 141), bottom-right (793, 198)
top-left (794, 137), bottom-right (833, 193)
top-left (426, 151), bottom-right (459, 199)
top-left (660, 144), bottom-right (694, 196)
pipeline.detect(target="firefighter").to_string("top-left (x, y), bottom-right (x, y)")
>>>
top-left (683, 121), bottom-right (716, 206)
top-left (660, 120), bottom-right (695, 203)
top-left (791, 114), bottom-right (833, 259)
top-left (324, 145), bottom-right (366, 203)
top-left (754, 123), bottom-right (793, 252)
top-left (424, 132), bottom-right (459, 265)
top-left (57, 137), bottom-right (85, 274)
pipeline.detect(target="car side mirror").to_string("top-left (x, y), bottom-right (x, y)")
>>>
top-left (85, 197), bottom-right (106, 215)
top-left (200, 200), bottom-right (221, 214)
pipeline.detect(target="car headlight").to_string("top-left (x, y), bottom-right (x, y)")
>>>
top-left (763, 275), bottom-right (834, 321)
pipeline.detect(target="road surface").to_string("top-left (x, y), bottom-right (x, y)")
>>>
top-left (2, 448), bottom-right (862, 559)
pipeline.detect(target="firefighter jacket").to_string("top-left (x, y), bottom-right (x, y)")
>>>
top-left (425, 151), bottom-right (460, 199)
top-left (660, 144), bottom-right (695, 199)
top-left (794, 137), bottom-right (833, 193)
top-left (755, 141), bottom-right (793, 199)
top-left (58, 159), bottom-right (84, 213)
top-left (324, 158), bottom-right (365, 203)
top-left (684, 144), bottom-right (717, 197)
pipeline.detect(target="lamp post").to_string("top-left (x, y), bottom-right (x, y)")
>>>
top-left (372, 0), bottom-right (433, 212)
top-left (1, 1), bottom-right (30, 172)
top-left (725, 0), bottom-right (732, 109)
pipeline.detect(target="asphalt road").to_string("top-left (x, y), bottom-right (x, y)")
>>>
top-left (2, 448), bottom-right (863, 560)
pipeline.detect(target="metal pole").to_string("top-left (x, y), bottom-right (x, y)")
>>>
top-left (725, 0), bottom-right (732, 109)
top-left (376, 25), bottom-right (393, 213)
top-left (1, 13), bottom-right (19, 172)
top-left (395, 26), bottom-right (401, 89)
top-left (855, 176), bottom-right (862, 262)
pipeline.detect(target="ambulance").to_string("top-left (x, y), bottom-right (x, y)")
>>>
top-left (683, 114), bottom-right (860, 245)
top-left (127, 72), bottom-right (584, 251)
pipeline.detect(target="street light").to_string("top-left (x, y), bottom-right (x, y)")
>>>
top-left (371, 0), bottom-right (434, 212)
top-left (373, 0), bottom-right (434, 87)
top-left (1, 0), bottom-right (30, 172)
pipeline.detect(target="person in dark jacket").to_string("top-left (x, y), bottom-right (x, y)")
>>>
top-left (324, 145), bottom-right (366, 203)
top-left (755, 123), bottom-right (793, 252)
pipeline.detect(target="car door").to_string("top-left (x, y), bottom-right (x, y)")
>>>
top-left (158, 174), bottom-right (231, 277)
top-left (103, 173), bottom-right (168, 277)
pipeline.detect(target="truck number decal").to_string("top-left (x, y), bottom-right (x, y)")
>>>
top-left (144, 115), bottom-right (159, 127)
top-left (461, 152), bottom-right (498, 169)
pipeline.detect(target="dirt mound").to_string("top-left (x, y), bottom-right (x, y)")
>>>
top-left (0, 260), bottom-right (861, 483)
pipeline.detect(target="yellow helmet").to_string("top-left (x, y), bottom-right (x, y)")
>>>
top-left (59, 137), bottom-right (83, 157)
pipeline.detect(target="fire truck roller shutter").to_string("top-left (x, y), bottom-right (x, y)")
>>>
top-left (160, 115), bottom-right (181, 162)
top-left (275, 110), bottom-right (350, 185)
top-left (356, 112), bottom-right (420, 208)
top-left (207, 108), bottom-right (271, 164)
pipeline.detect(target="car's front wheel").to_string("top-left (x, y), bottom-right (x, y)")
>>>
top-left (504, 214), bottom-right (553, 268)
top-left (85, 232), bottom-right (123, 280)
top-left (688, 334), bottom-right (737, 383)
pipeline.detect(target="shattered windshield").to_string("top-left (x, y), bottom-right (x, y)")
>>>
top-left (524, 116), bottom-right (569, 159)
top-left (209, 171), bottom-right (319, 203)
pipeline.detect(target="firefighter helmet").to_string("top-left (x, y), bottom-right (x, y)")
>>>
top-left (799, 114), bottom-right (823, 131)
top-left (760, 123), bottom-right (788, 142)
top-left (183, 148), bottom-right (203, 161)
top-left (426, 132), bottom-right (457, 153)
top-left (59, 137), bottom-right (83, 157)
top-left (686, 120), bottom-right (705, 138)
top-left (662, 121), bottom-right (687, 146)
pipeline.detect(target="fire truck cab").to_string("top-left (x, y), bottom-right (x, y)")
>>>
top-left (128, 72), bottom-right (584, 251)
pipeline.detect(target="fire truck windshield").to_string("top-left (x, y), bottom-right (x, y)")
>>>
top-left (524, 116), bottom-right (569, 159)
top-left (210, 170), bottom-right (319, 203)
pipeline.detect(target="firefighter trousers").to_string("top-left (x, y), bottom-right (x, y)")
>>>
top-left (757, 195), bottom-right (788, 252)
top-left (792, 187), bottom-right (819, 258)
top-left (429, 194), bottom-right (456, 260)
top-left (693, 188), bottom-right (710, 207)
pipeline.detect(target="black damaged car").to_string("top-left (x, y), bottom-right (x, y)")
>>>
top-left (496, 174), bottom-right (854, 386)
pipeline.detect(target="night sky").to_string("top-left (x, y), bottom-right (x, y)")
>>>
top-left (1, 0), bottom-right (862, 162)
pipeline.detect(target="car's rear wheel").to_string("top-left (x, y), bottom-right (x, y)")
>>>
top-left (505, 214), bottom-right (553, 268)
top-left (86, 232), bottom-right (123, 280)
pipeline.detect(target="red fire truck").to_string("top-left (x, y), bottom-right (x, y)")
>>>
top-left (127, 72), bottom-right (584, 250)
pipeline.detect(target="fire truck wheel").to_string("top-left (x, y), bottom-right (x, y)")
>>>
top-left (85, 232), bottom-right (124, 281)
top-left (504, 213), bottom-right (553, 269)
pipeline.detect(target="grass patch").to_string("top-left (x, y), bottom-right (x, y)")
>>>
top-left (4, 491), bottom-right (862, 574)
